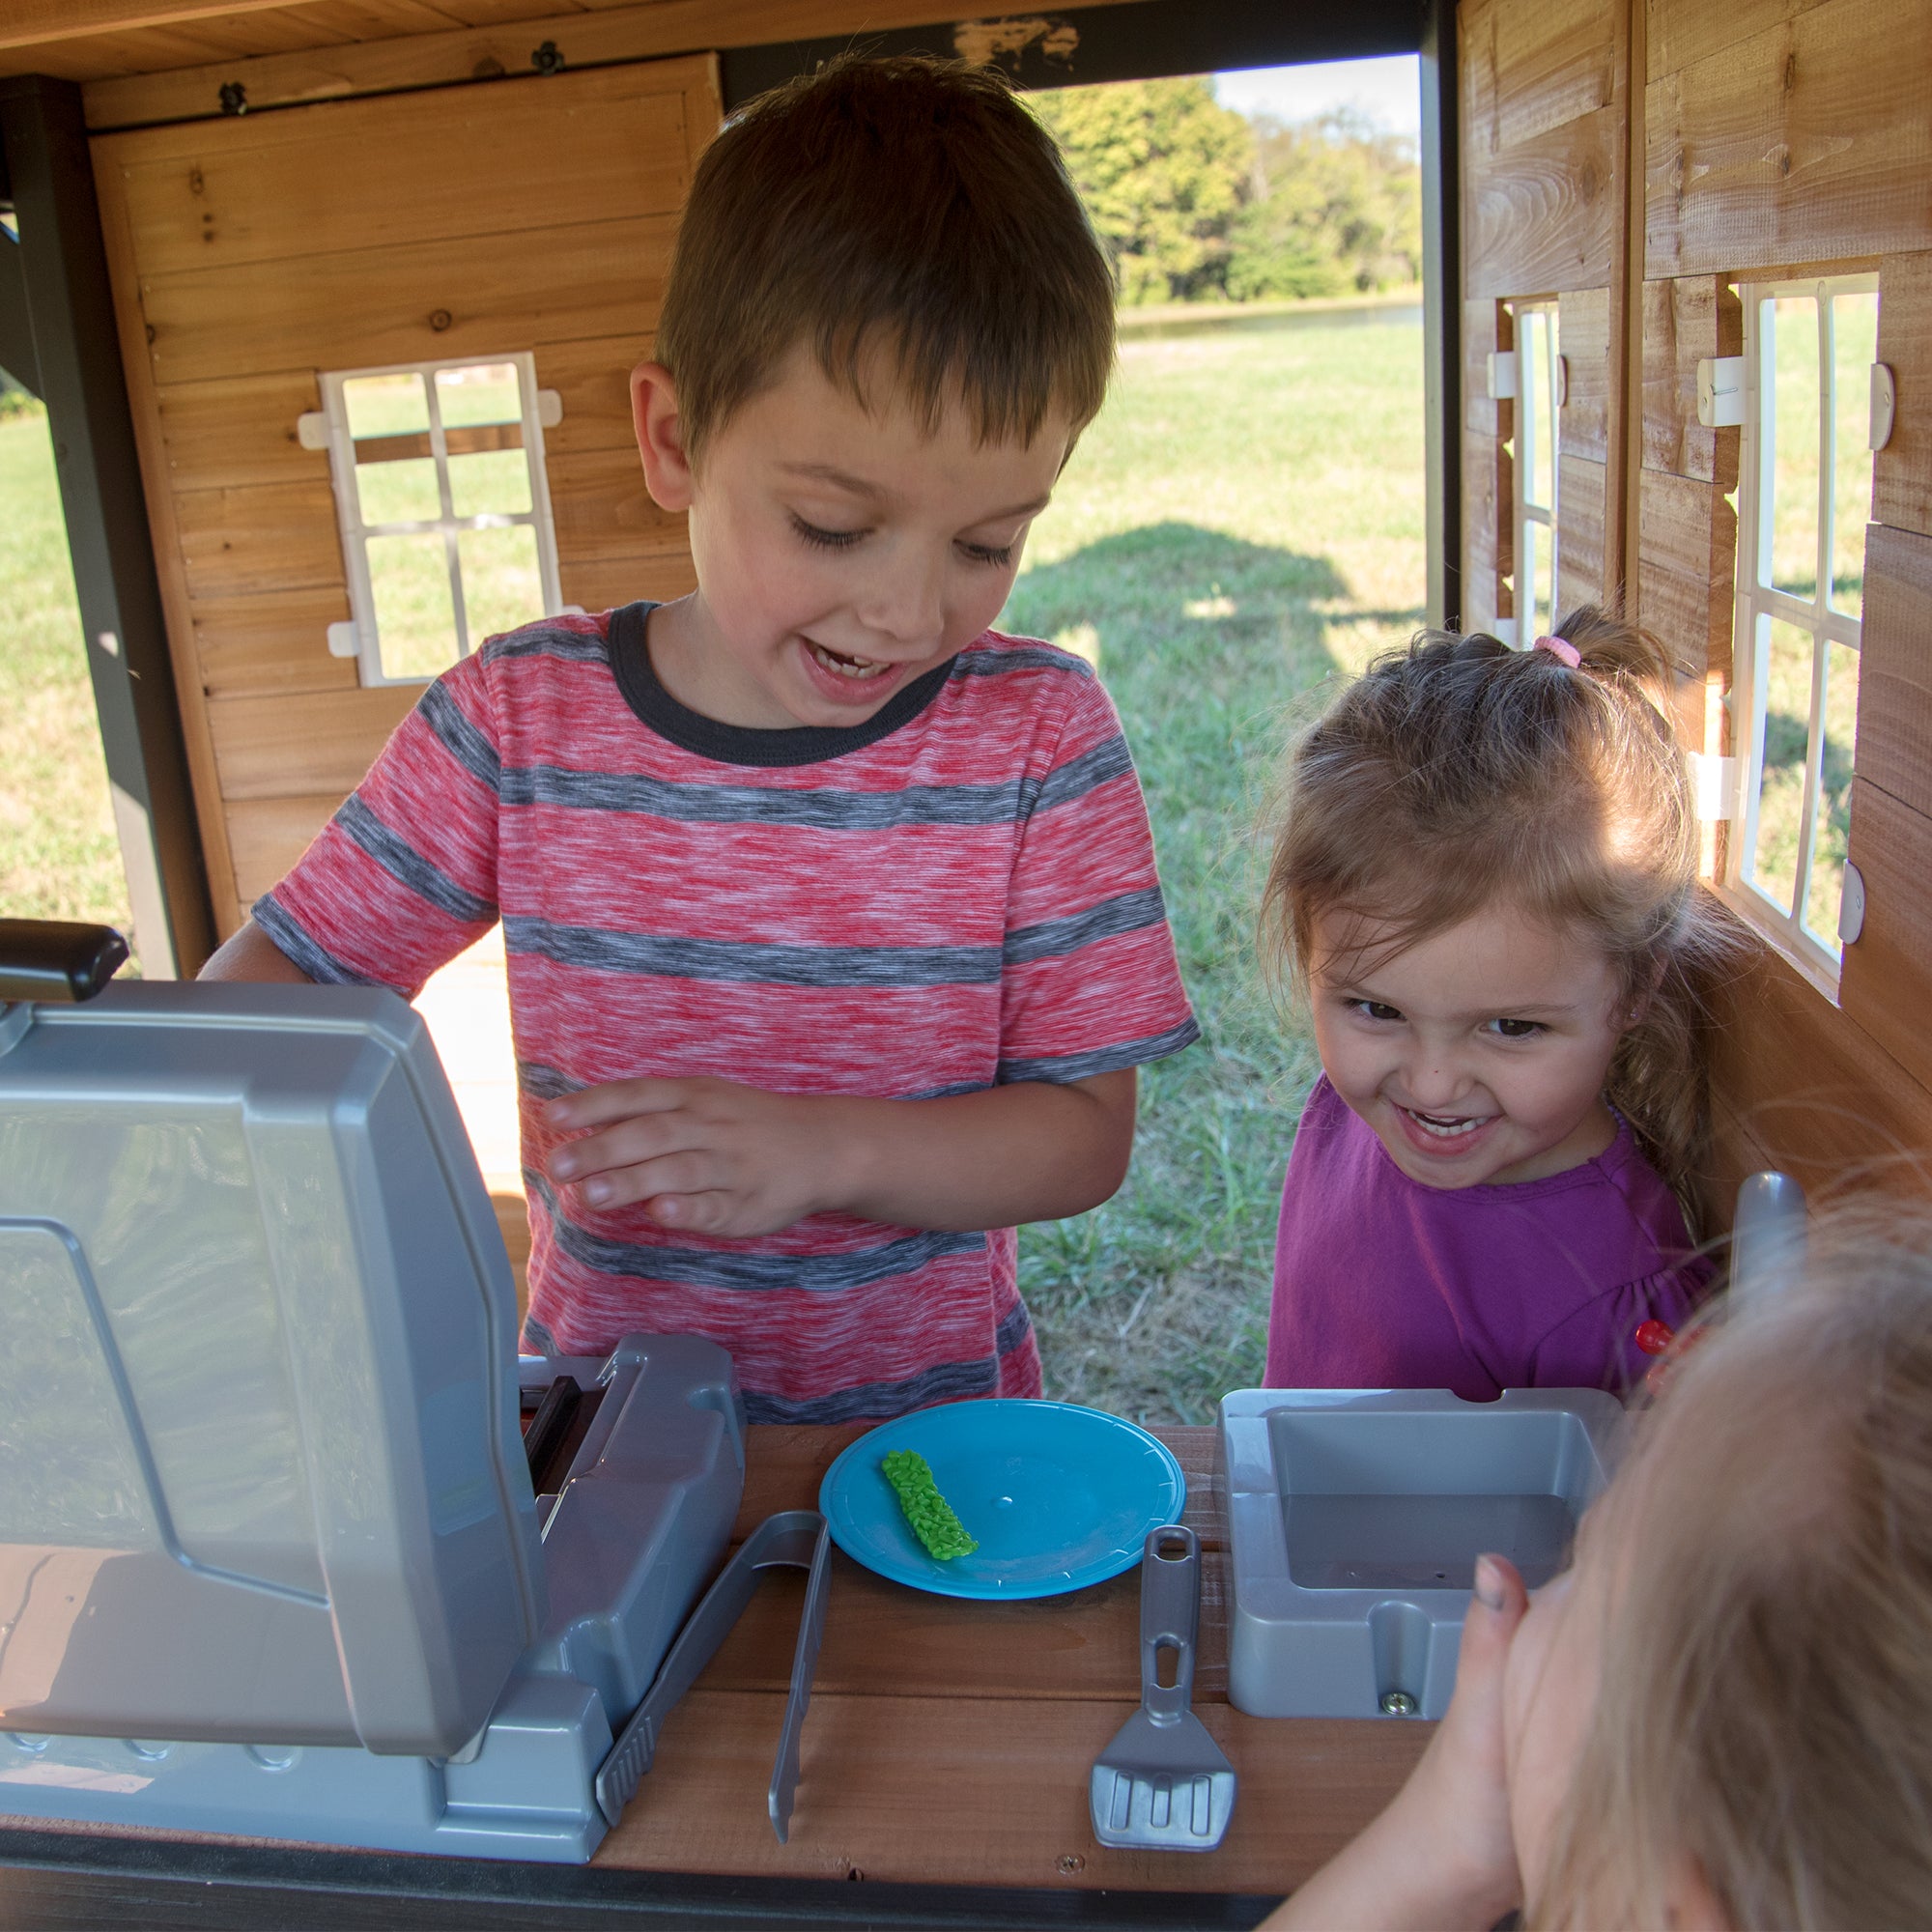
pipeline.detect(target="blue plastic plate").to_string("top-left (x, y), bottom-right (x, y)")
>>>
top-left (818, 1399), bottom-right (1186, 1600)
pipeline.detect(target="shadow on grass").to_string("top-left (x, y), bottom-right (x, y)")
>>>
top-left (1005, 522), bottom-right (1426, 1425)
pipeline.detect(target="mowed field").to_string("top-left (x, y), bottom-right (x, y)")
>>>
top-left (0, 311), bottom-right (1427, 1420)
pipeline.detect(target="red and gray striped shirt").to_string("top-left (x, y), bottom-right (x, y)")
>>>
top-left (259, 603), bottom-right (1198, 1422)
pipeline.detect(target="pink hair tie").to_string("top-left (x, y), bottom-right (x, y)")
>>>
top-left (1532, 634), bottom-right (1580, 668)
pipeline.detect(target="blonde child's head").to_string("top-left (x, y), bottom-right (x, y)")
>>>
top-left (1261, 609), bottom-right (1746, 1211)
top-left (1522, 1202), bottom-right (1932, 1927)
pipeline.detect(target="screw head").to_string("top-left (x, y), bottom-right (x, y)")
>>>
top-left (1378, 1690), bottom-right (1420, 1718)
top-left (1056, 1853), bottom-right (1086, 1875)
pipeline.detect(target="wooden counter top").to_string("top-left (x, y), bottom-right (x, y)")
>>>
top-left (589, 1422), bottom-right (1430, 1900)
top-left (0, 1421), bottom-right (1431, 1929)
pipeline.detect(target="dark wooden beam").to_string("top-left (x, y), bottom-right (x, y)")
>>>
top-left (0, 74), bottom-right (214, 978)
top-left (721, 0), bottom-right (1425, 106)
top-left (0, 226), bottom-right (38, 397)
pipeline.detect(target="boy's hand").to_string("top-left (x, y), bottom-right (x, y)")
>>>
top-left (543, 1068), bottom-right (1135, 1238)
top-left (544, 1077), bottom-right (838, 1236)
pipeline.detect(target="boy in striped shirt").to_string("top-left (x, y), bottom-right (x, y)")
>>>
top-left (201, 54), bottom-right (1198, 1422)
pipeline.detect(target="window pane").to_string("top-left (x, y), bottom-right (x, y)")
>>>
top-left (1518, 522), bottom-right (1543, 641)
top-left (1747, 615), bottom-right (1815, 918)
top-left (1531, 313), bottom-right (1555, 514)
top-left (1830, 291), bottom-right (1879, 619)
top-left (368, 532), bottom-right (458, 680)
top-left (1766, 297), bottom-right (1821, 602)
top-left (344, 372), bottom-right (428, 440)
top-left (436, 362), bottom-right (522, 429)
top-left (457, 525), bottom-right (544, 645)
top-left (1540, 511), bottom-right (1557, 639)
top-left (448, 448), bottom-right (532, 519)
top-left (355, 454), bottom-right (441, 526)
top-left (1803, 639), bottom-right (1861, 952)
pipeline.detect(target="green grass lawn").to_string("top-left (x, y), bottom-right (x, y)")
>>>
top-left (0, 311), bottom-right (1427, 1421)
top-left (1003, 313), bottom-right (1425, 1419)
top-left (0, 406), bottom-right (135, 943)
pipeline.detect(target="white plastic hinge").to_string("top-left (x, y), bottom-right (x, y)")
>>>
top-left (1838, 860), bottom-right (1866, 946)
top-left (297, 411), bottom-right (328, 450)
top-left (1696, 356), bottom-right (1747, 428)
top-left (1553, 355), bottom-right (1569, 408)
top-left (326, 620), bottom-right (360, 659)
top-left (1491, 616), bottom-right (1519, 646)
top-left (1690, 751), bottom-right (1738, 821)
top-left (1870, 364), bottom-right (1896, 451)
top-left (1487, 351), bottom-right (1517, 401)
top-left (536, 388), bottom-right (563, 429)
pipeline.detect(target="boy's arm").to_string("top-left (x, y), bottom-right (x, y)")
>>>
top-left (198, 920), bottom-right (318, 983)
top-left (545, 1069), bottom-right (1135, 1236)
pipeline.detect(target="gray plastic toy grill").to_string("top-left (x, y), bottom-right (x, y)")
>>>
top-left (0, 960), bottom-right (823, 1861)
top-left (1220, 1388), bottom-right (1621, 1719)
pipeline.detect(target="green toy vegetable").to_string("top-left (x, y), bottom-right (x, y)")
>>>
top-left (881, 1449), bottom-right (979, 1559)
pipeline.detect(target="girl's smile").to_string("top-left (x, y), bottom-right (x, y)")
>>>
top-left (1309, 903), bottom-right (1630, 1189)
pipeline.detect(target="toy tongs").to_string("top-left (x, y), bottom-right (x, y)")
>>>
top-left (595, 1509), bottom-right (833, 1842)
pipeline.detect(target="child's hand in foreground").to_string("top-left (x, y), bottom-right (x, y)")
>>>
top-left (1263, 1553), bottom-right (1527, 1930)
top-left (543, 1068), bottom-right (1135, 1240)
top-left (544, 1077), bottom-right (837, 1236)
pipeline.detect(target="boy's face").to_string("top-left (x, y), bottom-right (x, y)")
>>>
top-left (634, 345), bottom-right (1071, 730)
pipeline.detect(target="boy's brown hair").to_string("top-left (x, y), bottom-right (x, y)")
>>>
top-left (654, 54), bottom-right (1115, 460)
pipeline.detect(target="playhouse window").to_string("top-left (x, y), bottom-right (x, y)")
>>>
top-left (1508, 300), bottom-right (1560, 643)
top-left (318, 355), bottom-right (564, 686)
top-left (1726, 275), bottom-right (1879, 988)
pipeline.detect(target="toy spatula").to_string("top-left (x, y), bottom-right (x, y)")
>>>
top-left (1089, 1523), bottom-right (1236, 1852)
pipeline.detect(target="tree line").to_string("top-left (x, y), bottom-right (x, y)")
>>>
top-left (1029, 77), bottom-right (1422, 306)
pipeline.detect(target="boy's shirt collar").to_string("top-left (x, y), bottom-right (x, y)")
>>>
top-left (609, 601), bottom-right (957, 768)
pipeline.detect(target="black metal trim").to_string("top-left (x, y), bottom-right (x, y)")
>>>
top-left (0, 1827), bottom-right (1282, 1930)
top-left (1419, 0), bottom-right (1462, 632)
top-left (721, 0), bottom-right (1425, 108)
top-left (0, 75), bottom-right (214, 979)
top-left (0, 219), bottom-right (38, 397)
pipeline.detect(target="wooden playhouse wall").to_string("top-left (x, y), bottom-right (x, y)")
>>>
top-left (73, 0), bottom-right (1932, 1212)
top-left (1462, 0), bottom-right (1932, 1213)
top-left (88, 52), bottom-right (720, 936)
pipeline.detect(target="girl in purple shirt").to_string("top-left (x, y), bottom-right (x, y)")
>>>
top-left (1261, 609), bottom-right (1747, 1400)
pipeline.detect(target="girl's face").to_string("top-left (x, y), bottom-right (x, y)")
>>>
top-left (1307, 902), bottom-right (1629, 1188)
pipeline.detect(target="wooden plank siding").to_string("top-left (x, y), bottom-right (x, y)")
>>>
top-left (1460, 0), bottom-right (1629, 637)
top-left (1645, 0), bottom-right (1932, 281)
top-left (1466, 0), bottom-right (1932, 1221)
top-left (1461, 296), bottom-right (1513, 633)
top-left (1638, 0), bottom-right (1932, 1213)
top-left (1875, 250), bottom-right (1932, 541)
top-left (2, 0), bottom-right (992, 92)
top-left (1639, 273), bottom-right (1741, 488)
top-left (90, 51), bottom-right (720, 933)
top-left (1554, 285), bottom-right (1612, 610)
top-left (1855, 525), bottom-right (1932, 816)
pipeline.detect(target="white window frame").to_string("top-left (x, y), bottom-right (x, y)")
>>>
top-left (318, 352), bottom-right (565, 688)
top-left (1724, 272), bottom-right (1878, 993)
top-left (1508, 298), bottom-right (1561, 648)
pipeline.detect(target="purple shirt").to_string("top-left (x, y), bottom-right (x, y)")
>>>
top-left (1264, 1076), bottom-right (1711, 1401)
